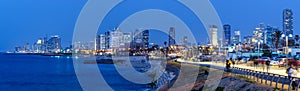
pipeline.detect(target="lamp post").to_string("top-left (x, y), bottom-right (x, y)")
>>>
top-left (282, 34), bottom-right (293, 58)
top-left (258, 41), bottom-right (260, 59)
top-left (255, 40), bottom-right (261, 59)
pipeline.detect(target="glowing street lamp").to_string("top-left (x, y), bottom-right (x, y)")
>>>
top-left (255, 39), bottom-right (263, 58)
top-left (282, 34), bottom-right (293, 57)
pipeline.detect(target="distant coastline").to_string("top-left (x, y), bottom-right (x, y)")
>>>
top-left (4, 52), bottom-right (72, 56)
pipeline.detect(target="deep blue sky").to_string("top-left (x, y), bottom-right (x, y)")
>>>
top-left (0, 0), bottom-right (299, 52)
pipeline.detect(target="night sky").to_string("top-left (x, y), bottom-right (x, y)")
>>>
top-left (0, 0), bottom-right (299, 52)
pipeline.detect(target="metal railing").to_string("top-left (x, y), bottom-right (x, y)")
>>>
top-left (231, 67), bottom-right (300, 91)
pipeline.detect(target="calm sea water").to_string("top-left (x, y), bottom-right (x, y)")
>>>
top-left (0, 54), bottom-right (148, 91)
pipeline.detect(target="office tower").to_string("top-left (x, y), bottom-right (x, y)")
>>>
top-left (223, 24), bottom-right (231, 46)
top-left (181, 36), bottom-right (188, 46)
top-left (34, 39), bottom-right (43, 53)
top-left (253, 23), bottom-right (265, 44)
top-left (131, 29), bottom-right (149, 50)
top-left (142, 30), bottom-right (149, 48)
top-left (47, 35), bottom-right (61, 53)
top-left (169, 27), bottom-right (176, 46)
top-left (96, 35), bottom-right (101, 50)
top-left (123, 33), bottom-right (132, 48)
top-left (265, 26), bottom-right (279, 47)
top-left (232, 30), bottom-right (241, 44)
top-left (209, 25), bottom-right (218, 46)
top-left (100, 34), bottom-right (106, 50)
top-left (123, 33), bottom-right (132, 43)
top-left (105, 31), bottom-right (110, 49)
top-left (283, 9), bottom-right (294, 39)
top-left (133, 29), bottom-right (142, 43)
top-left (110, 28), bottom-right (124, 49)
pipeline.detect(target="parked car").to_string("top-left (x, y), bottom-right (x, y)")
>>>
top-left (261, 57), bottom-right (271, 61)
top-left (254, 57), bottom-right (270, 64)
top-left (278, 58), bottom-right (294, 67)
top-left (270, 58), bottom-right (279, 66)
top-left (241, 57), bottom-right (250, 63)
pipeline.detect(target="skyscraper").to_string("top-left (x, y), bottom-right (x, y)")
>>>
top-left (209, 25), bottom-right (218, 46)
top-left (142, 30), bottom-right (149, 48)
top-left (96, 35), bottom-right (101, 50)
top-left (169, 27), bottom-right (176, 46)
top-left (47, 35), bottom-right (61, 53)
top-left (100, 34), bottom-right (106, 50)
top-left (223, 24), bottom-right (231, 46)
top-left (182, 36), bottom-right (188, 46)
top-left (130, 29), bottom-right (149, 50)
top-left (265, 26), bottom-right (278, 47)
top-left (110, 28), bottom-right (124, 49)
top-left (283, 9), bottom-right (294, 39)
top-left (123, 33), bottom-right (132, 48)
top-left (232, 30), bottom-right (241, 44)
top-left (104, 31), bottom-right (111, 49)
top-left (253, 23), bottom-right (265, 44)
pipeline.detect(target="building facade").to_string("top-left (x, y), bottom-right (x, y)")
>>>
top-left (223, 24), bottom-right (231, 46)
top-left (169, 27), bottom-right (176, 46)
top-left (283, 9), bottom-right (294, 39)
top-left (232, 30), bottom-right (241, 44)
top-left (210, 25), bottom-right (218, 46)
top-left (47, 35), bottom-right (61, 53)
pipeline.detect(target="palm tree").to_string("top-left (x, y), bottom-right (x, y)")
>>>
top-left (164, 41), bottom-right (167, 47)
top-left (271, 30), bottom-right (283, 49)
top-left (163, 41), bottom-right (168, 57)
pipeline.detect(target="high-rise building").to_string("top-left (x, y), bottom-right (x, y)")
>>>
top-left (209, 25), bottom-right (218, 46)
top-left (123, 33), bottom-right (132, 44)
top-left (283, 9), bottom-right (294, 39)
top-left (123, 33), bottom-right (132, 48)
top-left (253, 23), bottom-right (265, 44)
top-left (232, 30), bottom-right (241, 44)
top-left (223, 24), bottom-right (231, 46)
top-left (100, 34), bottom-right (106, 50)
top-left (130, 29), bottom-right (149, 50)
top-left (47, 35), bottom-right (61, 53)
top-left (96, 35), bottom-right (101, 50)
top-left (181, 36), bottom-right (188, 46)
top-left (142, 30), bottom-right (149, 48)
top-left (169, 27), bottom-right (176, 46)
top-left (110, 28), bottom-right (124, 49)
top-left (265, 26), bottom-right (279, 47)
top-left (33, 39), bottom-right (43, 53)
top-left (105, 31), bottom-right (110, 49)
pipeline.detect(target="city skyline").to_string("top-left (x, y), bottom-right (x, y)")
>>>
top-left (1, 0), bottom-right (300, 52)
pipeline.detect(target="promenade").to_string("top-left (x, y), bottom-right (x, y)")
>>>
top-left (177, 59), bottom-right (300, 90)
top-left (176, 59), bottom-right (300, 78)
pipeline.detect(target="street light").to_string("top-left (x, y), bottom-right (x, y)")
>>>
top-left (282, 34), bottom-right (293, 58)
top-left (255, 39), bottom-right (262, 59)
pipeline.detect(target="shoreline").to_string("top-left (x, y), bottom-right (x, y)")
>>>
top-left (4, 52), bottom-right (73, 56)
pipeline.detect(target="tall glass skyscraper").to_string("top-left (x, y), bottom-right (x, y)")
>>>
top-left (169, 27), bottom-right (176, 46)
top-left (232, 30), bottom-right (241, 44)
top-left (265, 26), bottom-right (278, 47)
top-left (209, 25), bottom-right (218, 46)
top-left (223, 24), bottom-right (231, 46)
top-left (142, 30), bottom-right (149, 48)
top-left (283, 9), bottom-right (294, 39)
top-left (47, 35), bottom-right (61, 53)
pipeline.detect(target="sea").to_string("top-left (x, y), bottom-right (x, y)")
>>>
top-left (0, 53), bottom-right (149, 91)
